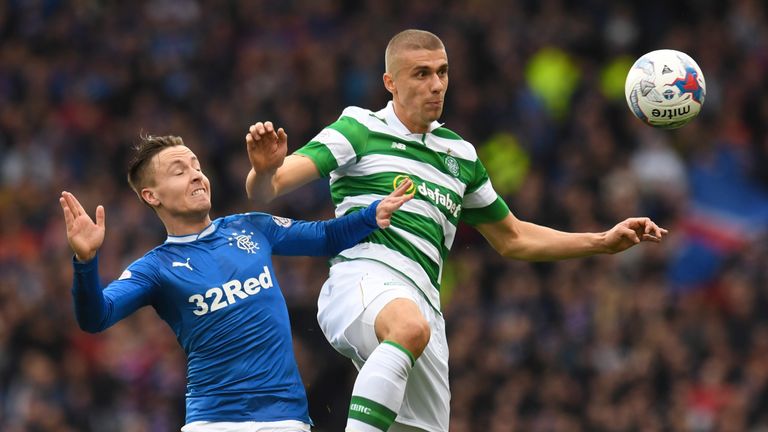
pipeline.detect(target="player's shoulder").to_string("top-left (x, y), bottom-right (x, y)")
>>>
top-left (220, 212), bottom-right (294, 229)
top-left (428, 126), bottom-right (479, 162)
top-left (118, 248), bottom-right (162, 280)
top-left (339, 105), bottom-right (374, 121)
top-left (337, 106), bottom-right (386, 130)
top-left (432, 125), bottom-right (464, 141)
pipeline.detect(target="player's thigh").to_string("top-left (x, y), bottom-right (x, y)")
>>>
top-left (317, 260), bottom-right (425, 364)
top-left (344, 282), bottom-right (423, 363)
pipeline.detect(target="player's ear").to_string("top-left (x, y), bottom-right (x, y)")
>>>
top-left (141, 188), bottom-right (160, 207)
top-left (383, 73), bottom-right (396, 94)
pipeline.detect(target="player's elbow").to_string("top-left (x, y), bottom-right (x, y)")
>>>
top-left (78, 322), bottom-right (104, 334)
top-left (498, 242), bottom-right (526, 260)
top-left (75, 316), bottom-right (108, 333)
top-left (490, 230), bottom-right (525, 259)
top-left (490, 221), bottom-right (541, 260)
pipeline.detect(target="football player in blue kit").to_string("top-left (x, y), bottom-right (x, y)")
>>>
top-left (59, 135), bottom-right (414, 432)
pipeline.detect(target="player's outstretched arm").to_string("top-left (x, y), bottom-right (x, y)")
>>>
top-left (476, 213), bottom-right (668, 261)
top-left (267, 179), bottom-right (414, 256)
top-left (60, 191), bottom-right (105, 262)
top-left (244, 121), bottom-right (320, 203)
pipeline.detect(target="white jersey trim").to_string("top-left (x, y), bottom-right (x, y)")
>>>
top-left (165, 221), bottom-right (218, 244)
top-left (425, 134), bottom-right (478, 161)
top-left (463, 179), bottom-right (499, 209)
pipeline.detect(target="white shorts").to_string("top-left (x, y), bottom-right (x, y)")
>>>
top-left (181, 420), bottom-right (310, 432)
top-left (317, 260), bottom-right (450, 432)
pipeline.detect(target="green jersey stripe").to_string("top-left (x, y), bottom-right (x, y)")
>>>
top-left (365, 230), bottom-right (440, 287)
top-left (342, 154), bottom-right (467, 196)
top-left (328, 173), bottom-right (396, 203)
top-left (338, 205), bottom-right (443, 265)
top-left (461, 196), bottom-right (511, 226)
top-left (388, 212), bottom-right (445, 260)
top-left (389, 226), bottom-right (440, 265)
top-left (294, 144), bottom-right (338, 177)
top-left (336, 195), bottom-right (458, 250)
top-left (330, 173), bottom-right (462, 224)
top-left (338, 131), bottom-right (477, 179)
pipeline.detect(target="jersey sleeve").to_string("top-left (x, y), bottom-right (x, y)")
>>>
top-left (293, 111), bottom-right (369, 177)
top-left (460, 157), bottom-right (511, 226)
top-left (245, 202), bottom-right (380, 256)
top-left (72, 254), bottom-right (158, 333)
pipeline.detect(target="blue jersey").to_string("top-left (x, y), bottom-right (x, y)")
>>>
top-left (71, 206), bottom-right (379, 424)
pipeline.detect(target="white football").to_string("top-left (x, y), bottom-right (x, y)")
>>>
top-left (624, 49), bottom-right (706, 129)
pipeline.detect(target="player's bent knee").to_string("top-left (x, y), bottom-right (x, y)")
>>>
top-left (375, 298), bottom-right (431, 358)
top-left (386, 316), bottom-right (431, 358)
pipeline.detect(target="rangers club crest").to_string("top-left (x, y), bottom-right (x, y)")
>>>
top-left (228, 230), bottom-right (259, 254)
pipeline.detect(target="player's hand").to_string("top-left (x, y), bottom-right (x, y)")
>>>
top-left (376, 179), bottom-right (415, 228)
top-left (246, 121), bottom-right (288, 173)
top-left (603, 217), bottom-right (668, 253)
top-left (60, 191), bottom-right (105, 262)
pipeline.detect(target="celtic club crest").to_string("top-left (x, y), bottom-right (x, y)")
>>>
top-left (444, 155), bottom-right (460, 177)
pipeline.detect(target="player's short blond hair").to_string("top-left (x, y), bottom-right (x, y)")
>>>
top-left (385, 29), bottom-right (445, 74)
top-left (127, 134), bottom-right (185, 206)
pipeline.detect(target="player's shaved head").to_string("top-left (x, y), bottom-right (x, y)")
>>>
top-left (385, 29), bottom-right (445, 75)
top-left (127, 134), bottom-right (185, 205)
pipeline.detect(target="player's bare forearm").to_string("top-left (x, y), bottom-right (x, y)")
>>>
top-left (245, 154), bottom-right (321, 204)
top-left (485, 220), bottom-right (606, 261)
top-left (245, 168), bottom-right (279, 203)
top-left (511, 222), bottom-right (610, 260)
top-left (477, 215), bottom-right (667, 261)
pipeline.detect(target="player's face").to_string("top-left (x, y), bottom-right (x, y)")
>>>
top-left (144, 146), bottom-right (212, 219)
top-left (385, 48), bottom-right (449, 133)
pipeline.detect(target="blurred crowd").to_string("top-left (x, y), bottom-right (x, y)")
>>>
top-left (2, 0), bottom-right (768, 431)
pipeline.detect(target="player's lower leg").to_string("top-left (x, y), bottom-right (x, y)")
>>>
top-left (345, 341), bottom-right (415, 432)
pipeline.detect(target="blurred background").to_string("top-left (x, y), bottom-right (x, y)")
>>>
top-left (2, 0), bottom-right (768, 431)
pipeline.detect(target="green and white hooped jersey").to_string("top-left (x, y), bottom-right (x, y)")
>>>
top-left (295, 102), bottom-right (510, 311)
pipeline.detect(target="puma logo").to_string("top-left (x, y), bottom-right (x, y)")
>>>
top-left (172, 258), bottom-right (193, 271)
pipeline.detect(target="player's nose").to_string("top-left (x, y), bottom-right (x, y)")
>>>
top-left (190, 169), bottom-right (204, 183)
top-left (428, 73), bottom-right (444, 92)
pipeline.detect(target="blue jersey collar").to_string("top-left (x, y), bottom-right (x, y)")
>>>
top-left (165, 220), bottom-right (218, 243)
